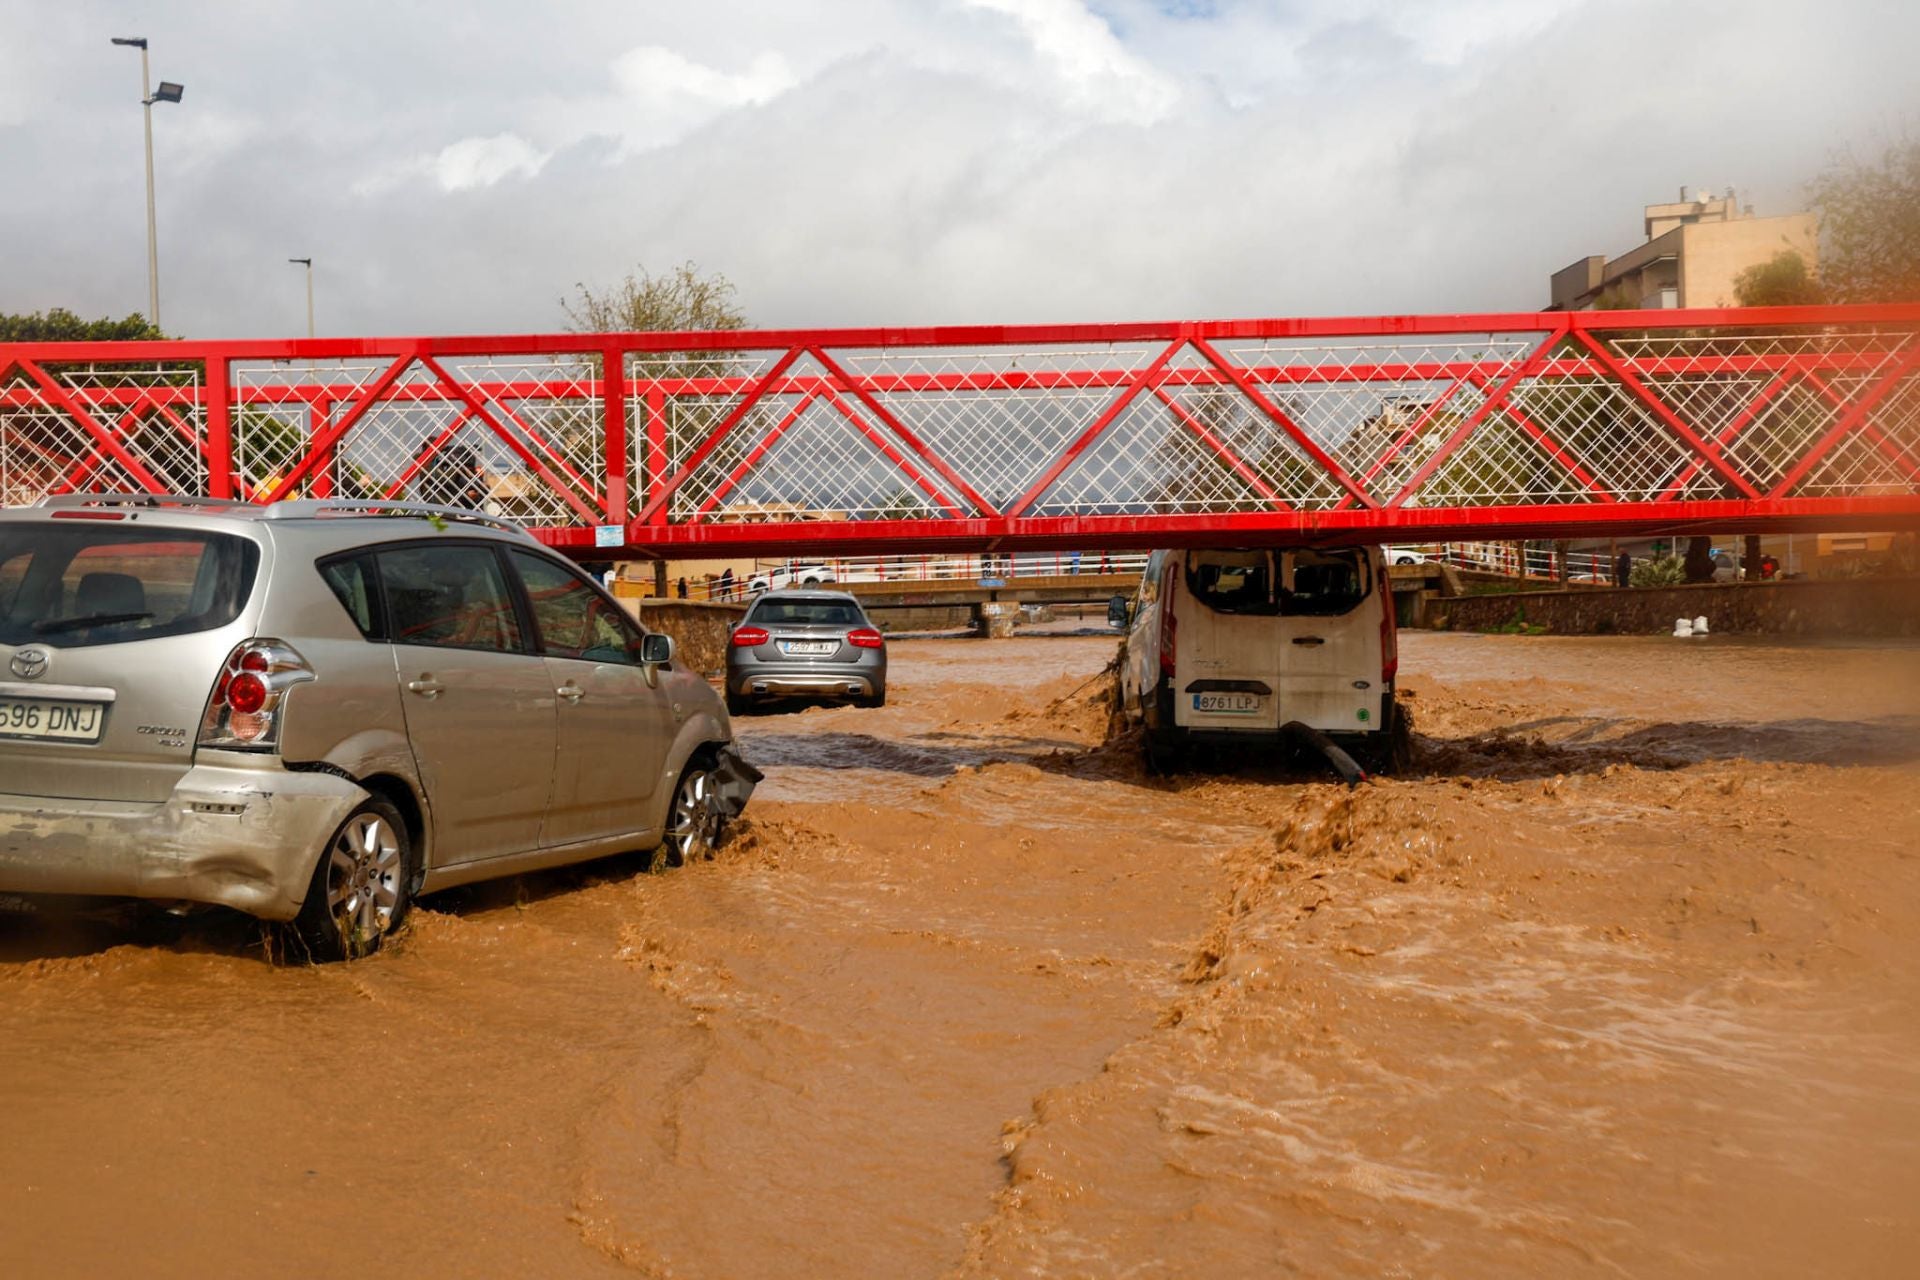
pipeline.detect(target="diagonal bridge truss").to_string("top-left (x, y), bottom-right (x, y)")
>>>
top-left (3, 305), bottom-right (1918, 558)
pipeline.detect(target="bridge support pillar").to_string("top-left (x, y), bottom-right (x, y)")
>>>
top-left (974, 600), bottom-right (1020, 638)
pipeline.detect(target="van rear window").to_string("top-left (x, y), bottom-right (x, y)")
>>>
top-left (1185, 549), bottom-right (1370, 617)
top-left (0, 526), bottom-right (258, 649)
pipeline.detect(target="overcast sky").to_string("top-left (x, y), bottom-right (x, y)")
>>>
top-left (1, 0), bottom-right (1912, 340)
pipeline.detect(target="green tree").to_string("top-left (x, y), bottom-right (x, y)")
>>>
top-left (1809, 139), bottom-right (1920, 303)
top-left (1734, 250), bottom-right (1826, 306)
top-left (562, 261), bottom-right (745, 334)
top-left (0, 308), bottom-right (168, 342)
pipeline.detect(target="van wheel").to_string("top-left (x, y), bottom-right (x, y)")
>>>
top-left (290, 798), bottom-right (413, 962)
top-left (1143, 731), bottom-right (1185, 777)
top-left (1362, 702), bottom-right (1414, 775)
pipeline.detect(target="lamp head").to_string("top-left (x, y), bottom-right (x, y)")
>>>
top-left (110, 36), bottom-right (148, 49)
top-left (152, 82), bottom-right (184, 104)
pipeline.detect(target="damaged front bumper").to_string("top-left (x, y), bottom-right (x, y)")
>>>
top-left (709, 743), bottom-right (763, 822)
top-left (0, 758), bottom-right (368, 921)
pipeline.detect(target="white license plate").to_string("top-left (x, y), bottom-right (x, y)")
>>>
top-left (780, 640), bottom-right (837, 655)
top-left (0, 697), bottom-right (107, 742)
top-left (1193, 692), bottom-right (1263, 715)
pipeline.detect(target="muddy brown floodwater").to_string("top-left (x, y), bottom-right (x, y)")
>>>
top-left (3, 629), bottom-right (1918, 1278)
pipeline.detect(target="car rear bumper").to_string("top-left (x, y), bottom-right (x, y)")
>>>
top-left (0, 758), bottom-right (367, 921)
top-left (731, 667), bottom-right (880, 699)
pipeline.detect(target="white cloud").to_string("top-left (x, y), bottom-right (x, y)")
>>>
top-left (430, 133), bottom-right (550, 191)
top-left (607, 46), bottom-right (799, 151)
top-left (965, 0), bottom-right (1180, 124)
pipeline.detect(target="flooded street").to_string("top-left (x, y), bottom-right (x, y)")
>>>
top-left (4, 630), bottom-right (1918, 1277)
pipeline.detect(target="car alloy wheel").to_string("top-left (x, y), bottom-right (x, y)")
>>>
top-left (293, 798), bottom-right (412, 962)
top-left (664, 765), bottom-right (721, 867)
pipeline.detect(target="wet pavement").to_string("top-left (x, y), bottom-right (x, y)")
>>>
top-left (3, 631), bottom-right (1917, 1277)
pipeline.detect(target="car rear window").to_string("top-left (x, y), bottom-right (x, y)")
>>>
top-left (747, 598), bottom-right (864, 627)
top-left (0, 525), bottom-right (258, 649)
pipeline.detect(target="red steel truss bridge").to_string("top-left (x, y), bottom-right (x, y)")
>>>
top-left (3, 306), bottom-right (1917, 559)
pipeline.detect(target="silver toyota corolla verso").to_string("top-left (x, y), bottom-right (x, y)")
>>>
top-left (0, 495), bottom-right (759, 959)
top-left (724, 589), bottom-right (887, 713)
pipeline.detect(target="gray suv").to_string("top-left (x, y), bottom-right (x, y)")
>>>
top-left (0, 496), bottom-right (757, 959)
top-left (725, 589), bottom-right (887, 713)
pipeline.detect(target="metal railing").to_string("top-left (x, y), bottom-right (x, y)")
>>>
top-left (4, 305), bottom-right (1918, 556)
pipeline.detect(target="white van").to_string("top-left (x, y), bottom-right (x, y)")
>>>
top-left (1111, 546), bottom-right (1407, 773)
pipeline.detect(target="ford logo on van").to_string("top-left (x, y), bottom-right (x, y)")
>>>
top-left (9, 648), bottom-right (48, 680)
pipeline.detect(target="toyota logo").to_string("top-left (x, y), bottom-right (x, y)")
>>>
top-left (9, 648), bottom-right (48, 680)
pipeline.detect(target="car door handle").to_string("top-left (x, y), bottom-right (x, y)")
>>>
top-left (1291, 636), bottom-right (1326, 646)
top-left (556, 682), bottom-right (585, 703)
top-left (406, 677), bottom-right (444, 699)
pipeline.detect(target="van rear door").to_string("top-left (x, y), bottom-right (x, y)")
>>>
top-left (1174, 548), bottom-right (1383, 735)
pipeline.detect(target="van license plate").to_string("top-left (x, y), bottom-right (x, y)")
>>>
top-left (780, 641), bottom-right (836, 655)
top-left (1193, 692), bottom-right (1262, 715)
top-left (0, 697), bottom-right (106, 743)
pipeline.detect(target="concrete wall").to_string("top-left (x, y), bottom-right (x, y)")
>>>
top-left (618, 599), bottom-right (746, 675)
top-left (1425, 577), bottom-right (1920, 638)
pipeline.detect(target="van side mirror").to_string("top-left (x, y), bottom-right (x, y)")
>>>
top-left (640, 633), bottom-right (674, 665)
top-left (1107, 594), bottom-right (1131, 629)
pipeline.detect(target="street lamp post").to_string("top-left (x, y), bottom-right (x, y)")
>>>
top-left (289, 258), bottom-right (314, 337)
top-left (110, 37), bottom-right (184, 330)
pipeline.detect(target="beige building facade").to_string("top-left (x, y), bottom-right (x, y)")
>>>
top-left (1549, 188), bottom-right (1817, 310)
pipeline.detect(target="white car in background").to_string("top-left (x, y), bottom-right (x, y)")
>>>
top-left (747, 562), bottom-right (836, 594)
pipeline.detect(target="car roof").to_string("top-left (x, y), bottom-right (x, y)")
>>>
top-left (5, 495), bottom-right (544, 545)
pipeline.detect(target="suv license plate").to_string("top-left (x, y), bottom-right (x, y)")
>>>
top-left (1193, 692), bottom-right (1262, 715)
top-left (0, 697), bottom-right (106, 742)
top-left (780, 641), bottom-right (836, 655)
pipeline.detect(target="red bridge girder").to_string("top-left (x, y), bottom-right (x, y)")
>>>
top-left (2, 306), bottom-right (1917, 558)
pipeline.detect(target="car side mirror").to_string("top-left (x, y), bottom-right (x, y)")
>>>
top-left (640, 633), bottom-right (674, 665)
top-left (1107, 594), bottom-right (1131, 629)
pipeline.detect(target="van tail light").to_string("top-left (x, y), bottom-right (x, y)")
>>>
top-left (847, 627), bottom-right (884, 649)
top-left (198, 639), bottom-right (315, 751)
top-left (1379, 577), bottom-right (1400, 684)
top-left (1158, 557), bottom-right (1180, 678)
top-left (731, 625), bottom-right (770, 647)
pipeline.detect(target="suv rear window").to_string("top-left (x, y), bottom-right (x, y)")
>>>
top-left (0, 525), bottom-right (258, 649)
top-left (746, 598), bottom-right (863, 627)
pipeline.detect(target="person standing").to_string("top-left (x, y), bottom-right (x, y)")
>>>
top-left (1614, 551), bottom-right (1631, 588)
top-left (719, 567), bottom-right (735, 600)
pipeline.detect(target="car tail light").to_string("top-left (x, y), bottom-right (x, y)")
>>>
top-left (847, 627), bottom-right (884, 649)
top-left (731, 625), bottom-right (770, 647)
top-left (1158, 558), bottom-right (1179, 677)
top-left (1379, 573), bottom-right (1399, 683)
top-left (199, 639), bottom-right (315, 751)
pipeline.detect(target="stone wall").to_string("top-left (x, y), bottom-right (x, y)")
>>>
top-left (620, 599), bottom-right (746, 675)
top-left (1424, 577), bottom-right (1920, 637)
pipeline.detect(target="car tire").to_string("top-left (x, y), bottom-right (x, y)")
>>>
top-left (662, 760), bottom-right (722, 867)
top-left (289, 797), bottom-right (414, 962)
top-left (857, 687), bottom-right (886, 709)
top-left (725, 687), bottom-right (750, 716)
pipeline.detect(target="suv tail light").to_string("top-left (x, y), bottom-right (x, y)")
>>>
top-left (198, 639), bottom-right (316, 751)
top-left (731, 625), bottom-right (770, 647)
top-left (1379, 573), bottom-right (1399, 683)
top-left (847, 627), bottom-right (884, 649)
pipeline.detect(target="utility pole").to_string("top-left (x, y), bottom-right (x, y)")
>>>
top-left (289, 258), bottom-right (314, 337)
top-left (110, 38), bottom-right (183, 330)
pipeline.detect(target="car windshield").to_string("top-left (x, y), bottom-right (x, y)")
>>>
top-left (748, 598), bottom-right (863, 627)
top-left (0, 524), bottom-right (258, 649)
